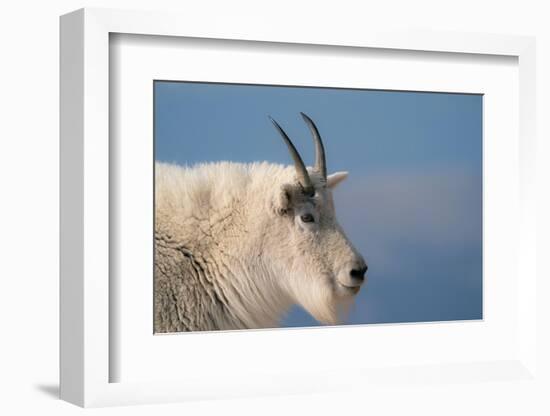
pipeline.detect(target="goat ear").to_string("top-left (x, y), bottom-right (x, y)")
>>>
top-left (276, 184), bottom-right (294, 215)
top-left (326, 171), bottom-right (348, 189)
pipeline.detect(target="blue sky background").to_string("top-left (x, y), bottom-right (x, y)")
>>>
top-left (154, 81), bottom-right (483, 327)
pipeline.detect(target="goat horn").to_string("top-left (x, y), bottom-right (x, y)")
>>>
top-left (300, 112), bottom-right (327, 181)
top-left (269, 116), bottom-right (314, 196)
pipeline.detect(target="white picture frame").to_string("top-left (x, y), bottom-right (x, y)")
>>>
top-left (60, 7), bottom-right (538, 408)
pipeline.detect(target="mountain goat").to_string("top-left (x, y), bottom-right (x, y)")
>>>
top-left (155, 113), bottom-right (367, 332)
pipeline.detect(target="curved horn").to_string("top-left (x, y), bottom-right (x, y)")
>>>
top-left (300, 112), bottom-right (327, 180)
top-left (269, 116), bottom-right (314, 196)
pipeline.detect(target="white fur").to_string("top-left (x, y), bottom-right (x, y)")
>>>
top-left (155, 161), bottom-right (365, 332)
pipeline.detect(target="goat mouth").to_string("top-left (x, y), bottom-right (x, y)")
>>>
top-left (336, 282), bottom-right (361, 295)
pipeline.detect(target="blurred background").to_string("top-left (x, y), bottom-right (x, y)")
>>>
top-left (154, 81), bottom-right (483, 327)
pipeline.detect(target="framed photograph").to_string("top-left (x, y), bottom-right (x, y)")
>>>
top-left (151, 82), bottom-right (482, 334)
top-left (60, 8), bottom-right (538, 407)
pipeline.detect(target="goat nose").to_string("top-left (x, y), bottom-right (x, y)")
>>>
top-left (350, 265), bottom-right (368, 281)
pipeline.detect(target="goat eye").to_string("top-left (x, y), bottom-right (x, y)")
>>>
top-left (300, 213), bottom-right (315, 223)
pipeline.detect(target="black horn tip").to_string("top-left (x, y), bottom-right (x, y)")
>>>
top-left (268, 116), bottom-right (283, 129)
